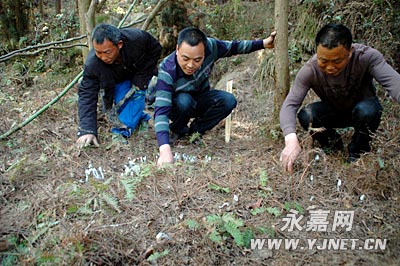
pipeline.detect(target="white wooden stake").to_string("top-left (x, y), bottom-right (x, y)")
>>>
top-left (225, 80), bottom-right (233, 143)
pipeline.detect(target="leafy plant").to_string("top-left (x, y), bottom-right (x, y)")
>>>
top-left (284, 202), bottom-right (304, 214)
top-left (204, 213), bottom-right (254, 247)
top-left (208, 183), bottom-right (230, 193)
top-left (147, 249), bottom-right (169, 262)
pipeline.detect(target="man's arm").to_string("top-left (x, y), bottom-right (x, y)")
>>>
top-left (154, 62), bottom-right (175, 166)
top-left (279, 64), bottom-right (313, 172)
top-left (76, 64), bottom-right (101, 147)
top-left (213, 31), bottom-right (276, 58)
top-left (368, 48), bottom-right (400, 103)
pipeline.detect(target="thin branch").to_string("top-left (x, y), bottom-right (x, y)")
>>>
top-left (121, 16), bottom-right (146, 29)
top-left (0, 43), bottom-right (88, 62)
top-left (118, 0), bottom-right (139, 28)
top-left (0, 35), bottom-right (86, 61)
top-left (141, 0), bottom-right (169, 30)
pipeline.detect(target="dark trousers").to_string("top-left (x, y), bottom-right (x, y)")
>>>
top-left (169, 89), bottom-right (237, 136)
top-left (297, 97), bottom-right (383, 154)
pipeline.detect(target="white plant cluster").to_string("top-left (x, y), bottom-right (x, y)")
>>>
top-left (84, 162), bottom-right (104, 182)
top-left (121, 156), bottom-right (147, 177)
top-left (172, 152), bottom-right (215, 164)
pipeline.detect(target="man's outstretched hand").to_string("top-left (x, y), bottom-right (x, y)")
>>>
top-left (76, 134), bottom-right (99, 149)
top-left (263, 31), bottom-right (277, 49)
top-left (280, 133), bottom-right (301, 173)
top-left (157, 144), bottom-right (174, 167)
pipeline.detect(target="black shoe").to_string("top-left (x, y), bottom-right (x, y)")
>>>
top-left (347, 141), bottom-right (371, 163)
top-left (169, 131), bottom-right (186, 145)
top-left (315, 129), bottom-right (343, 154)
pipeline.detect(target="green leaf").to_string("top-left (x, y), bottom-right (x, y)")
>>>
top-left (251, 207), bottom-right (266, 216)
top-left (147, 249), bottom-right (169, 261)
top-left (242, 228), bottom-right (255, 248)
top-left (209, 229), bottom-right (223, 244)
top-left (266, 207), bottom-right (281, 217)
top-left (222, 213), bottom-right (243, 227)
top-left (100, 193), bottom-right (121, 213)
top-left (208, 183), bottom-right (230, 193)
top-left (206, 214), bottom-right (222, 225)
top-left (185, 219), bottom-right (201, 230)
top-left (259, 169), bottom-right (268, 187)
top-left (292, 202), bottom-right (304, 214)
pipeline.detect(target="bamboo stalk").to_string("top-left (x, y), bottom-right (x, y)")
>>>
top-left (225, 80), bottom-right (233, 143)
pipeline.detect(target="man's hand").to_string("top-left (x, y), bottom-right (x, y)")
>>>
top-left (76, 134), bottom-right (99, 149)
top-left (280, 133), bottom-right (301, 173)
top-left (157, 144), bottom-right (174, 166)
top-left (263, 31), bottom-right (277, 49)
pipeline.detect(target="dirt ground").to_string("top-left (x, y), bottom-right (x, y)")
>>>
top-left (1, 49), bottom-right (399, 265)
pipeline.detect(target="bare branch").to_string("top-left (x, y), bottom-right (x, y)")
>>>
top-left (0, 35), bottom-right (87, 61)
top-left (141, 0), bottom-right (170, 31)
top-left (0, 43), bottom-right (88, 62)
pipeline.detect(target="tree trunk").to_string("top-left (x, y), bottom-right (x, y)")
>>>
top-left (38, 0), bottom-right (44, 17)
top-left (273, 0), bottom-right (289, 124)
top-left (78, 0), bottom-right (96, 62)
top-left (55, 0), bottom-right (61, 14)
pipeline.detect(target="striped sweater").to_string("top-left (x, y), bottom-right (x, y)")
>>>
top-left (154, 37), bottom-right (265, 146)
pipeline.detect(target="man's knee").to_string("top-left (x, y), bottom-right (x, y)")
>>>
top-left (224, 93), bottom-right (237, 111)
top-left (174, 93), bottom-right (196, 113)
top-left (353, 98), bottom-right (382, 131)
top-left (297, 105), bottom-right (313, 131)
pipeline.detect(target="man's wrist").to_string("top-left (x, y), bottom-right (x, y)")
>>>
top-left (284, 133), bottom-right (297, 143)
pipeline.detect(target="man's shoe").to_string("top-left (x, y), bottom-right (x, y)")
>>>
top-left (169, 131), bottom-right (186, 145)
top-left (347, 141), bottom-right (371, 163)
top-left (315, 130), bottom-right (343, 154)
top-left (111, 133), bottom-right (128, 144)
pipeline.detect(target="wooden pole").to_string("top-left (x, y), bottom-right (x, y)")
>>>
top-left (225, 80), bottom-right (233, 143)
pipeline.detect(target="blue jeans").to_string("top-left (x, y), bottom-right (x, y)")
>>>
top-left (169, 89), bottom-right (237, 136)
top-left (297, 96), bottom-right (383, 152)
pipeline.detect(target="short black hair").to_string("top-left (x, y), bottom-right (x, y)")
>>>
top-left (315, 24), bottom-right (353, 50)
top-left (92, 23), bottom-right (121, 46)
top-left (177, 27), bottom-right (207, 48)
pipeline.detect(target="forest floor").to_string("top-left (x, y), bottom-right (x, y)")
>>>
top-left (1, 0), bottom-right (400, 265)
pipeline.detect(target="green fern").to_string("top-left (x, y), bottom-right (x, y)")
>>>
top-left (284, 201), bottom-right (304, 214)
top-left (224, 221), bottom-right (244, 246)
top-left (222, 213), bottom-right (243, 227)
top-left (266, 207), bottom-right (281, 217)
top-left (100, 193), bottom-right (121, 213)
top-left (259, 169), bottom-right (268, 187)
top-left (250, 207), bottom-right (266, 216)
top-left (185, 219), bottom-right (201, 230)
top-left (208, 183), bottom-right (230, 193)
top-left (206, 214), bottom-right (222, 225)
top-left (120, 178), bottom-right (136, 200)
top-left (241, 228), bottom-right (255, 247)
top-left (147, 249), bottom-right (169, 261)
top-left (209, 229), bottom-right (223, 244)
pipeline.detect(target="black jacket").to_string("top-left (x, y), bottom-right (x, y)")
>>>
top-left (77, 28), bottom-right (162, 137)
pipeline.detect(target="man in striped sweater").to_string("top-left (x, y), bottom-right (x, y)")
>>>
top-left (154, 27), bottom-right (276, 166)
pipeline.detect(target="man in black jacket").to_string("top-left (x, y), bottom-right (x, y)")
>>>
top-left (76, 23), bottom-right (162, 148)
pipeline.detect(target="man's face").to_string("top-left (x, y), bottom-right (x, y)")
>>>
top-left (93, 39), bottom-right (123, 64)
top-left (316, 44), bottom-right (352, 76)
top-left (176, 41), bottom-right (205, 75)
